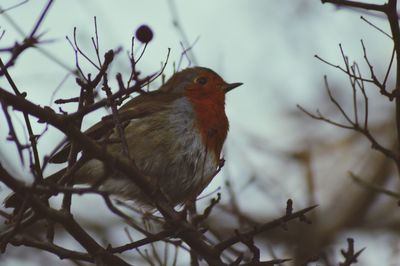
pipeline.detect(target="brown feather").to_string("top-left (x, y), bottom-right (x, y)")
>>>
top-left (49, 90), bottom-right (181, 163)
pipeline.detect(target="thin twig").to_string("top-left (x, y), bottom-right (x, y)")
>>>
top-left (349, 172), bottom-right (400, 199)
top-left (314, 54), bottom-right (374, 83)
top-left (1, 103), bottom-right (26, 163)
top-left (297, 105), bottom-right (354, 130)
top-left (168, 0), bottom-right (198, 65)
top-left (0, 58), bottom-right (43, 181)
top-left (360, 16), bottom-right (392, 39)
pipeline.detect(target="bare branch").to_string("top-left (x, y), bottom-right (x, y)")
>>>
top-left (10, 235), bottom-right (92, 262)
top-left (297, 105), bottom-right (354, 129)
top-left (339, 238), bottom-right (365, 266)
top-left (360, 15), bottom-right (392, 39)
top-left (321, 0), bottom-right (386, 12)
top-left (0, 58), bottom-right (43, 181)
top-left (214, 204), bottom-right (317, 255)
top-left (349, 171), bottom-right (400, 199)
top-left (314, 54), bottom-right (374, 83)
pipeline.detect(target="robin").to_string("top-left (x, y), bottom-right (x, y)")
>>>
top-left (5, 67), bottom-right (242, 208)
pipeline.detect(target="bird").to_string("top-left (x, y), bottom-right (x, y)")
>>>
top-left (5, 67), bottom-right (242, 209)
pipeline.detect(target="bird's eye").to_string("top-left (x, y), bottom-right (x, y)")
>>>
top-left (195, 77), bottom-right (208, 85)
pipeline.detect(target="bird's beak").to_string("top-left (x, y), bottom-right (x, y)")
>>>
top-left (223, 82), bottom-right (243, 93)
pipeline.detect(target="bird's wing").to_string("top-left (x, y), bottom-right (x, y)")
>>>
top-left (49, 91), bottom-right (180, 163)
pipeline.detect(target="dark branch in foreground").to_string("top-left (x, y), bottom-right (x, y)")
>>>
top-left (215, 205), bottom-right (318, 254)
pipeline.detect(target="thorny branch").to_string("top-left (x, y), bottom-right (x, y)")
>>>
top-left (214, 204), bottom-right (318, 255)
top-left (300, 45), bottom-right (400, 168)
top-left (296, 3), bottom-right (400, 264)
top-left (339, 238), bottom-right (365, 266)
top-left (321, 0), bottom-right (400, 171)
top-left (0, 0), bottom-right (55, 76)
